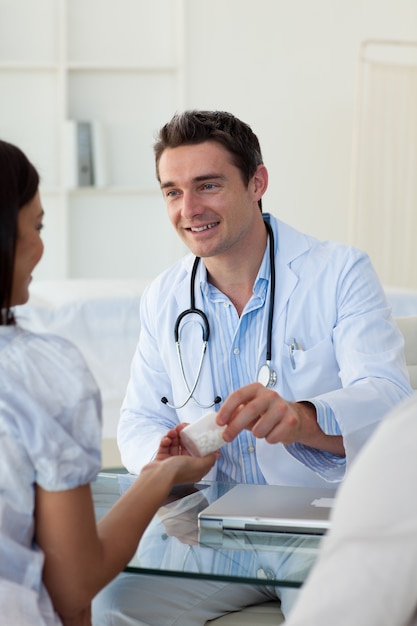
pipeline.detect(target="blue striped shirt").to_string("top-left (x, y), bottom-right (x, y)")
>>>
top-left (198, 237), bottom-right (344, 484)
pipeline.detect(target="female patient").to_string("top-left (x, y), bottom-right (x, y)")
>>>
top-left (0, 139), bottom-right (217, 626)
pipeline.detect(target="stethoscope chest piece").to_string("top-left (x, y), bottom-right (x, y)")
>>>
top-left (257, 363), bottom-right (277, 388)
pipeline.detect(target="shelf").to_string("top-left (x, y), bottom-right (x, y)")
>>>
top-left (65, 64), bottom-right (177, 74)
top-left (1, 0), bottom-right (183, 280)
top-left (67, 187), bottom-right (160, 196)
top-left (0, 62), bottom-right (60, 72)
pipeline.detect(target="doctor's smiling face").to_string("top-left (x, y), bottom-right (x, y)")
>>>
top-left (158, 141), bottom-right (268, 262)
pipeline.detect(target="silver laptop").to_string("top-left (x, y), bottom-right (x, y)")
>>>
top-left (198, 526), bottom-right (324, 554)
top-left (198, 483), bottom-right (337, 536)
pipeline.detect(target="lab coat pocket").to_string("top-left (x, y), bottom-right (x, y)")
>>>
top-left (283, 335), bottom-right (341, 398)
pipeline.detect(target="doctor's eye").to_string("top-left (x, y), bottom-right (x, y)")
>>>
top-left (165, 189), bottom-right (180, 198)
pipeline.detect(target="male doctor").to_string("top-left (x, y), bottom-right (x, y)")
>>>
top-left (92, 110), bottom-right (412, 625)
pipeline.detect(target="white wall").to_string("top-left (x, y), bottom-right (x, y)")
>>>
top-left (1, 0), bottom-right (416, 282)
top-left (183, 0), bottom-right (417, 246)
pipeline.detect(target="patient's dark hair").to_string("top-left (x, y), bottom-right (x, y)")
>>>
top-left (0, 140), bottom-right (39, 325)
top-left (154, 110), bottom-right (264, 210)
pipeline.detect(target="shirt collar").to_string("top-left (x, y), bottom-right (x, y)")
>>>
top-left (197, 229), bottom-right (272, 306)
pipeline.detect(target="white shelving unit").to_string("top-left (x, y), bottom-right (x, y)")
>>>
top-left (0, 0), bottom-right (186, 280)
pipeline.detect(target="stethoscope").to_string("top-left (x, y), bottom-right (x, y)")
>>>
top-left (161, 220), bottom-right (277, 409)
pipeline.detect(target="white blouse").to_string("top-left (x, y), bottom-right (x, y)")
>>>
top-left (0, 325), bottom-right (102, 625)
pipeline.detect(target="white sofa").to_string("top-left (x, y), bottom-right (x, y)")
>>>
top-left (17, 278), bottom-right (417, 467)
top-left (17, 279), bottom-right (148, 468)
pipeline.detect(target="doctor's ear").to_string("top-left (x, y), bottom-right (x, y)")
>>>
top-left (251, 164), bottom-right (268, 201)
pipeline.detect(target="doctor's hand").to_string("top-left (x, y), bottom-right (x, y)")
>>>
top-left (216, 383), bottom-right (345, 456)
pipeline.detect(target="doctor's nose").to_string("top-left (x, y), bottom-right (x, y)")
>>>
top-left (181, 191), bottom-right (204, 219)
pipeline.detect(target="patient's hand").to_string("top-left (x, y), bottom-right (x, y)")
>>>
top-left (155, 424), bottom-right (191, 460)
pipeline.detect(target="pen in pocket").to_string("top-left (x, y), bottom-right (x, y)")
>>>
top-left (289, 338), bottom-right (303, 370)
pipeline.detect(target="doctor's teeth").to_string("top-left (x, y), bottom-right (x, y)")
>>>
top-left (191, 223), bottom-right (216, 232)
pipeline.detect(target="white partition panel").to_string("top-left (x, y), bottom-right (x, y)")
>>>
top-left (349, 40), bottom-right (417, 289)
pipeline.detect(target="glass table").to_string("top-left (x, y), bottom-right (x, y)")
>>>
top-left (92, 473), bottom-right (324, 589)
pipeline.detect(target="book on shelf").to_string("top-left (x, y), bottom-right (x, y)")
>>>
top-left (64, 120), bottom-right (107, 189)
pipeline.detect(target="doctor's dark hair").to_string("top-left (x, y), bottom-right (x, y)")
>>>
top-left (0, 140), bottom-right (39, 325)
top-left (154, 110), bottom-right (264, 211)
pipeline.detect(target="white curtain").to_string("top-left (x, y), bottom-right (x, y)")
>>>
top-left (349, 40), bottom-right (417, 289)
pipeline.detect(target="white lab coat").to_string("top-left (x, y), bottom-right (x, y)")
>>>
top-left (118, 215), bottom-right (412, 484)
